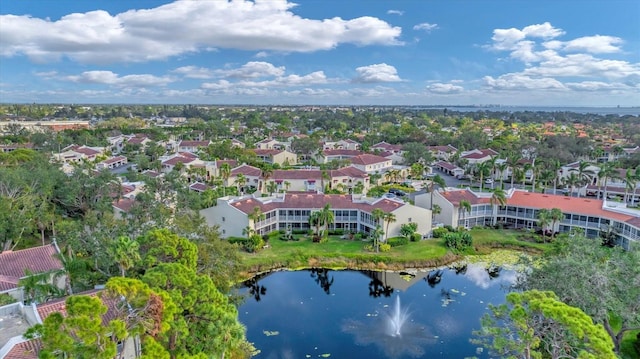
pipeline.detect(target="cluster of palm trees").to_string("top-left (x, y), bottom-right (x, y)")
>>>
top-left (309, 204), bottom-right (335, 241)
top-left (536, 208), bottom-right (563, 241)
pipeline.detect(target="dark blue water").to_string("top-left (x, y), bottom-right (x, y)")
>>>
top-left (238, 265), bottom-right (516, 359)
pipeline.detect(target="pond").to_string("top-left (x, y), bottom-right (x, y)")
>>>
top-left (238, 264), bottom-right (517, 359)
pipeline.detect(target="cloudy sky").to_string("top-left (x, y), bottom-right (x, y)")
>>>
top-left (1, 0), bottom-right (639, 106)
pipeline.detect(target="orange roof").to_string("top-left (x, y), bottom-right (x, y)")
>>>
top-left (507, 192), bottom-right (633, 222)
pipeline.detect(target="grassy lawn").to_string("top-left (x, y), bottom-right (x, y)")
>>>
top-left (238, 228), bottom-right (550, 276)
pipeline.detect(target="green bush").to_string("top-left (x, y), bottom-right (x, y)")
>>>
top-left (328, 229), bottom-right (344, 236)
top-left (387, 236), bottom-right (409, 247)
top-left (444, 225), bottom-right (455, 232)
top-left (411, 233), bottom-right (422, 242)
top-left (444, 232), bottom-right (473, 252)
top-left (379, 243), bottom-right (391, 252)
top-left (432, 227), bottom-right (449, 238)
top-left (0, 293), bottom-right (16, 306)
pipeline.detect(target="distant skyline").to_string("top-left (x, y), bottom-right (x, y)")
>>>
top-left (1, 0), bottom-right (639, 106)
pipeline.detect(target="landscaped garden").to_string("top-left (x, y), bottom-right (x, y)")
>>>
top-left (237, 227), bottom-right (551, 276)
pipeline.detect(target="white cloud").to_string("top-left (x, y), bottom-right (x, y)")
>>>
top-left (523, 53), bottom-right (640, 80)
top-left (0, 0), bottom-right (402, 64)
top-left (66, 70), bottom-right (174, 87)
top-left (413, 23), bottom-right (438, 32)
top-left (353, 63), bottom-right (402, 83)
top-left (387, 10), bottom-right (404, 16)
top-left (201, 70), bottom-right (328, 90)
top-left (217, 61), bottom-right (286, 79)
top-left (545, 35), bottom-right (623, 54)
top-left (427, 83), bottom-right (464, 94)
top-left (172, 66), bottom-right (214, 79)
top-left (483, 73), bottom-right (566, 90)
top-left (255, 51), bottom-right (269, 58)
top-left (489, 22), bottom-right (564, 51)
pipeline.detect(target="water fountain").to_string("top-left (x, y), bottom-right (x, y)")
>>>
top-left (386, 296), bottom-right (409, 337)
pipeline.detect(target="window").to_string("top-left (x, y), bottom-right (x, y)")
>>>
top-left (222, 217), bottom-right (225, 222)
top-left (408, 218), bottom-right (412, 222)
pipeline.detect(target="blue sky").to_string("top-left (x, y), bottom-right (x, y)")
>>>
top-left (1, 0), bottom-right (639, 106)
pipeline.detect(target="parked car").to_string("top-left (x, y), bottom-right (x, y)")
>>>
top-left (388, 188), bottom-right (407, 197)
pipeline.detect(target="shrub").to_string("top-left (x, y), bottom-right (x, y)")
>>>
top-left (0, 293), bottom-right (15, 306)
top-left (444, 225), bottom-right (455, 232)
top-left (328, 229), bottom-right (344, 236)
top-left (292, 229), bottom-right (308, 235)
top-left (444, 232), bottom-right (473, 252)
top-left (387, 236), bottom-right (409, 247)
top-left (379, 243), bottom-right (391, 252)
top-left (354, 233), bottom-right (364, 241)
top-left (411, 233), bottom-right (422, 242)
top-left (432, 227), bottom-right (449, 238)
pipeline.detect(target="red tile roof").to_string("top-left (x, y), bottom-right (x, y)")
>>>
top-left (37, 289), bottom-right (121, 325)
top-left (372, 141), bottom-right (402, 151)
top-left (162, 155), bottom-right (195, 166)
top-left (272, 169), bottom-right (322, 180)
top-left (101, 155), bottom-right (127, 164)
top-left (440, 189), bottom-right (491, 206)
top-left (189, 182), bottom-right (208, 192)
top-left (435, 161), bottom-right (461, 171)
top-left (2, 339), bottom-right (41, 359)
top-left (333, 166), bottom-right (368, 178)
top-left (229, 193), bottom-right (406, 215)
top-left (179, 140), bottom-right (210, 147)
top-left (231, 164), bottom-right (262, 177)
top-left (113, 198), bottom-right (136, 212)
top-left (253, 149), bottom-right (284, 156)
top-left (0, 245), bottom-right (63, 289)
top-left (322, 149), bottom-right (363, 157)
top-left (350, 154), bottom-right (389, 166)
top-left (216, 159), bottom-right (237, 168)
top-left (507, 191), bottom-right (634, 222)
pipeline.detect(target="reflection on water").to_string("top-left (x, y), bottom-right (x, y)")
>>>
top-left (342, 313), bottom-right (437, 358)
top-left (238, 264), bottom-right (518, 359)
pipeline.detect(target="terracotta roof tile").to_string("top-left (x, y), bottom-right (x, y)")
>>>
top-left (231, 164), bottom-right (262, 177)
top-left (229, 193), bottom-right (406, 215)
top-left (113, 198), bottom-right (136, 212)
top-left (322, 149), bottom-right (363, 156)
top-left (350, 154), bottom-right (389, 165)
top-left (0, 245), bottom-right (63, 286)
top-left (37, 289), bottom-right (121, 326)
top-left (3, 339), bottom-right (41, 359)
top-left (179, 140), bottom-right (210, 147)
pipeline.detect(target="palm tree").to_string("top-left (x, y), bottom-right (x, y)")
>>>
top-left (319, 204), bottom-right (335, 238)
top-left (248, 206), bottom-right (265, 229)
top-left (624, 169), bottom-right (637, 204)
top-left (520, 162), bottom-right (532, 190)
top-left (563, 172), bottom-right (581, 197)
top-left (410, 162), bottom-right (425, 179)
top-left (371, 225), bottom-right (384, 253)
top-left (382, 212), bottom-right (397, 241)
top-left (496, 162), bottom-right (509, 189)
top-left (108, 236), bottom-right (141, 277)
top-left (477, 161), bottom-right (491, 192)
top-left (284, 181), bottom-right (291, 191)
top-left (309, 211), bottom-right (322, 238)
top-left (432, 204), bottom-right (441, 223)
top-left (597, 162), bottom-right (618, 200)
top-left (536, 208), bottom-right (551, 242)
top-left (236, 173), bottom-right (247, 193)
top-left (489, 188), bottom-right (507, 225)
top-left (570, 160), bottom-right (596, 193)
top-left (506, 154), bottom-right (520, 189)
top-left (430, 174), bottom-right (446, 211)
top-left (549, 208), bottom-right (563, 239)
top-left (459, 199), bottom-right (471, 228)
top-left (219, 163), bottom-right (231, 196)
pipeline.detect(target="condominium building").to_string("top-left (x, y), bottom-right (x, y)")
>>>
top-left (415, 188), bottom-right (640, 250)
top-left (200, 192), bottom-right (432, 239)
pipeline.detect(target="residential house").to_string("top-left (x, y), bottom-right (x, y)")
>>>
top-left (200, 192), bottom-right (432, 239)
top-left (322, 139), bottom-right (361, 151)
top-left (177, 140), bottom-right (212, 153)
top-left (315, 149), bottom-right (363, 164)
top-left (427, 145), bottom-right (457, 161)
top-left (53, 145), bottom-right (104, 164)
top-left (0, 244), bottom-right (65, 303)
top-left (228, 164), bottom-right (262, 191)
top-left (349, 154), bottom-right (393, 174)
top-left (0, 289), bottom-right (142, 359)
top-left (459, 148), bottom-right (498, 166)
top-left (252, 149), bottom-right (297, 166)
top-left (255, 138), bottom-right (291, 151)
top-left (96, 156), bottom-right (128, 170)
top-left (434, 161), bottom-right (465, 178)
